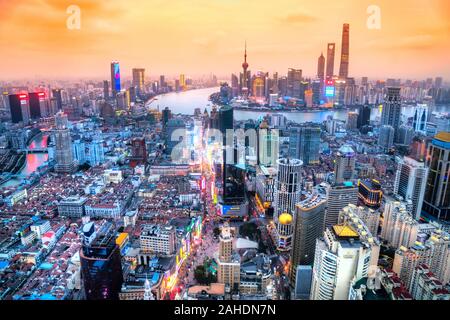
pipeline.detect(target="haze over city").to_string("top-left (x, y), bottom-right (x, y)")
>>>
top-left (1, 0), bottom-right (450, 80)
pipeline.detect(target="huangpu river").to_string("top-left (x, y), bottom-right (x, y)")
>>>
top-left (150, 86), bottom-right (449, 122)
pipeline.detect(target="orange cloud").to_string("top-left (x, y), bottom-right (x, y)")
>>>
top-left (0, 0), bottom-right (449, 80)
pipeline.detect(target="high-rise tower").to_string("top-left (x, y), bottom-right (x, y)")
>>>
top-left (317, 53), bottom-right (325, 81)
top-left (325, 43), bottom-right (335, 79)
top-left (334, 145), bottom-right (356, 184)
top-left (241, 42), bottom-right (249, 98)
top-left (80, 222), bottom-right (124, 300)
top-left (54, 111), bottom-right (77, 173)
top-left (274, 158), bottom-right (303, 251)
top-left (394, 157), bottom-right (428, 220)
top-left (422, 132), bottom-right (450, 222)
top-left (339, 24), bottom-right (350, 79)
top-left (110, 61), bottom-right (121, 97)
top-left (381, 87), bottom-right (402, 141)
top-left (132, 68), bottom-right (145, 95)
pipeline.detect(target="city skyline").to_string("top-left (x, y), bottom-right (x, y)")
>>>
top-left (0, 0), bottom-right (450, 80)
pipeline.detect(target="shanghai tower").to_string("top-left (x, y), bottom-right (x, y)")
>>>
top-left (339, 23), bottom-right (350, 79)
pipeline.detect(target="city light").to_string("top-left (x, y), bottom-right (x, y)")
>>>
top-left (0, 1), bottom-right (448, 308)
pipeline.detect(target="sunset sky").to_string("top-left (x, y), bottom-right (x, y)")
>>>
top-left (0, 0), bottom-right (449, 81)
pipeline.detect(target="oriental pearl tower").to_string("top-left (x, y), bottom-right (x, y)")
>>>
top-left (241, 41), bottom-right (249, 99)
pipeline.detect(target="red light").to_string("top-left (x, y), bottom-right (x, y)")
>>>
top-left (19, 94), bottom-right (28, 99)
top-left (38, 92), bottom-right (45, 97)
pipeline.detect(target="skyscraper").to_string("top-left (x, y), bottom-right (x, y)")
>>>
top-left (338, 24), bottom-right (350, 79)
top-left (378, 125), bottom-right (395, 151)
top-left (317, 53), bottom-right (325, 81)
top-left (103, 80), bottom-right (109, 100)
top-left (381, 200), bottom-right (418, 249)
top-left (358, 106), bottom-right (371, 129)
top-left (334, 145), bottom-right (356, 184)
top-left (288, 124), bottom-right (321, 165)
top-left (54, 111), bottom-right (77, 173)
top-left (412, 104), bottom-right (428, 134)
top-left (324, 182), bottom-right (358, 230)
top-left (110, 61), bottom-right (121, 97)
top-left (346, 111), bottom-right (358, 130)
top-left (310, 224), bottom-right (374, 300)
top-left (132, 68), bottom-right (145, 95)
top-left (381, 87), bottom-right (402, 141)
top-left (289, 186), bottom-right (327, 288)
top-left (325, 43), bottom-right (335, 79)
top-left (8, 93), bottom-right (30, 124)
top-left (52, 89), bottom-right (63, 110)
top-left (258, 125), bottom-right (280, 167)
top-left (422, 132), bottom-right (450, 222)
top-left (80, 222), bottom-right (124, 300)
top-left (287, 68), bottom-right (302, 98)
top-left (29, 92), bottom-right (50, 119)
top-left (274, 158), bottom-right (303, 251)
top-left (217, 222), bottom-right (240, 291)
top-left (394, 157), bottom-right (428, 220)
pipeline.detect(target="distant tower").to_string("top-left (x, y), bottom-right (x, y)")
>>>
top-left (317, 53), bottom-right (325, 81)
top-left (381, 87), bottom-right (402, 141)
top-left (132, 68), bottom-right (145, 95)
top-left (325, 43), bottom-right (335, 79)
top-left (110, 61), bottom-right (121, 97)
top-left (339, 24), bottom-right (350, 79)
top-left (241, 41), bottom-right (249, 98)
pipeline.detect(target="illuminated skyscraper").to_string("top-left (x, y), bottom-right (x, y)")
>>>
top-left (110, 61), bottom-right (121, 97)
top-left (29, 92), bottom-right (48, 119)
top-left (180, 74), bottom-right (186, 88)
top-left (339, 24), bottom-right (350, 79)
top-left (252, 73), bottom-right (265, 99)
top-left (132, 68), bottom-right (145, 95)
top-left (325, 43), bottom-right (335, 79)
